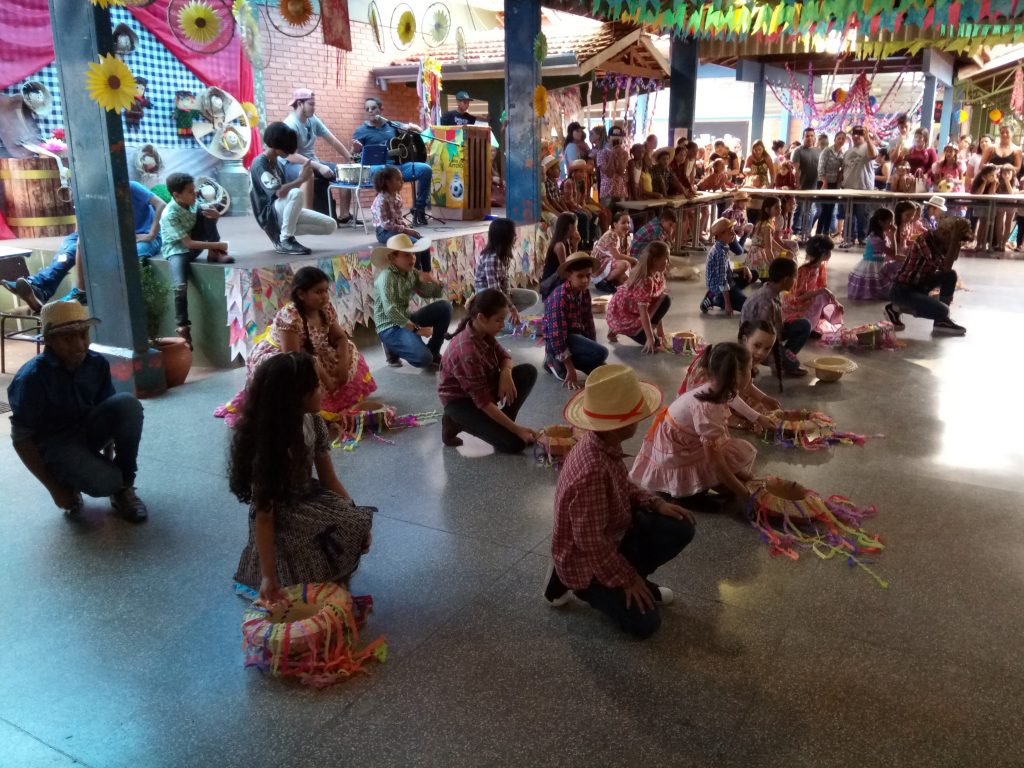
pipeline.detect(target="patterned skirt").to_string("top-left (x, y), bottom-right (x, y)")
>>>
top-left (847, 258), bottom-right (900, 301)
top-left (234, 487), bottom-right (375, 589)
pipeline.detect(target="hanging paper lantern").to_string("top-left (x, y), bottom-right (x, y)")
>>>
top-left (396, 10), bottom-right (416, 45)
top-left (85, 54), bottom-right (137, 113)
top-left (280, 0), bottom-right (313, 27)
top-left (868, 95), bottom-right (878, 108)
top-left (958, 109), bottom-right (969, 123)
top-left (831, 88), bottom-right (847, 104)
top-left (178, 0), bottom-right (222, 44)
top-left (533, 85), bottom-right (547, 118)
top-left (989, 108), bottom-right (1003, 124)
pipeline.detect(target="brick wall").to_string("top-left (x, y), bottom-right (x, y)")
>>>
top-left (262, 20), bottom-right (422, 165)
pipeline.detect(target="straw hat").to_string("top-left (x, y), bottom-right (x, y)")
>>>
top-left (20, 81), bottom-right (51, 116)
top-left (709, 217), bottom-right (735, 237)
top-left (541, 155), bottom-right (559, 170)
top-left (563, 364), bottom-right (662, 432)
top-left (923, 195), bottom-right (947, 211)
top-left (39, 301), bottom-right (100, 336)
top-left (556, 251), bottom-right (600, 278)
top-left (370, 233), bottom-right (432, 269)
top-left (811, 355), bottom-right (857, 382)
top-left (568, 159), bottom-right (588, 171)
top-left (731, 191), bottom-right (751, 202)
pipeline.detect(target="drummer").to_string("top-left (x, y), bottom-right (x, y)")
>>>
top-left (439, 91), bottom-right (479, 126)
top-left (353, 97), bottom-right (433, 227)
top-left (282, 88), bottom-right (357, 224)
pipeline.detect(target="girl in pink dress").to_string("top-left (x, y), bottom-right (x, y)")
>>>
top-left (630, 342), bottom-right (757, 500)
top-left (783, 235), bottom-right (844, 334)
top-left (894, 200), bottom-right (925, 257)
top-left (216, 267), bottom-right (376, 426)
top-left (591, 211), bottom-right (636, 290)
top-left (605, 240), bottom-right (670, 349)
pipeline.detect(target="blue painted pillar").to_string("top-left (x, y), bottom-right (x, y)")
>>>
top-left (47, 0), bottom-right (164, 396)
top-left (751, 78), bottom-right (767, 147)
top-left (938, 85), bottom-right (955, 147)
top-left (922, 75), bottom-right (937, 137)
top-left (503, 0), bottom-right (541, 224)
top-left (669, 37), bottom-right (699, 142)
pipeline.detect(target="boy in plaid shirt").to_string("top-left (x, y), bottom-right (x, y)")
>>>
top-left (541, 253), bottom-right (607, 390)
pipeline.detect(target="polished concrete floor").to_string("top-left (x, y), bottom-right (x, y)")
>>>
top-left (2, 248), bottom-right (1023, 768)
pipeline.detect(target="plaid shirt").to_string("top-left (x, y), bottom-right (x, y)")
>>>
top-left (373, 265), bottom-right (444, 332)
top-left (543, 177), bottom-right (564, 206)
top-left (473, 249), bottom-right (510, 295)
top-left (705, 240), bottom-right (734, 293)
top-left (817, 146), bottom-right (845, 183)
top-left (542, 282), bottom-right (595, 361)
top-left (371, 192), bottom-right (405, 231)
top-left (630, 220), bottom-right (662, 259)
top-left (437, 325), bottom-right (510, 409)
top-left (895, 232), bottom-right (950, 289)
top-left (159, 199), bottom-right (198, 257)
top-left (722, 205), bottom-right (748, 237)
top-left (740, 283), bottom-right (783, 334)
top-left (552, 430), bottom-right (658, 590)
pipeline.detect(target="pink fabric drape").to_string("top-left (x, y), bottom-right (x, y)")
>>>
top-left (0, 0), bottom-right (60, 88)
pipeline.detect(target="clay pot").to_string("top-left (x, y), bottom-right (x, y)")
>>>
top-left (156, 337), bottom-right (193, 388)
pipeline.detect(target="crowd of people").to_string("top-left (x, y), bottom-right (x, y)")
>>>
top-left (5, 112), bottom-right (986, 642)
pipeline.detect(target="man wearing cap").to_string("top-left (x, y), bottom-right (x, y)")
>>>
top-left (595, 125), bottom-right (629, 210)
top-left (353, 97), bottom-right (434, 227)
top-left (7, 302), bottom-right (147, 522)
top-left (282, 88), bottom-right (356, 223)
top-left (372, 233), bottom-right (451, 368)
top-left (440, 91), bottom-right (478, 126)
top-left (544, 364), bottom-right (696, 638)
top-left (840, 126), bottom-right (878, 247)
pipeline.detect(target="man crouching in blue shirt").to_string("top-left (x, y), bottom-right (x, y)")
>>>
top-left (8, 301), bottom-right (148, 522)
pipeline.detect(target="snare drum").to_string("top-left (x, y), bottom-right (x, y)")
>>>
top-left (335, 164), bottom-right (373, 185)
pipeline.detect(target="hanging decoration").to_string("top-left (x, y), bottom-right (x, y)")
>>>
top-left (831, 88), bottom-right (847, 104)
top-left (418, 57), bottom-right (442, 127)
top-left (367, 1), bottom-right (385, 53)
top-left (421, 2), bottom-right (452, 47)
top-left (1012, 66), bottom-right (1024, 117)
top-left (533, 31), bottom-right (547, 65)
top-left (89, 0), bottom-right (125, 7)
top-left (989, 108), bottom-right (1004, 124)
top-left (177, 0), bottom-right (221, 43)
top-left (85, 54), bottom-right (137, 113)
top-left (393, 6), bottom-right (416, 49)
top-left (280, 0), bottom-right (313, 27)
top-left (533, 85), bottom-right (547, 119)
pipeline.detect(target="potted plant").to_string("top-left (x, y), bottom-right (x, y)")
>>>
top-left (140, 260), bottom-right (192, 387)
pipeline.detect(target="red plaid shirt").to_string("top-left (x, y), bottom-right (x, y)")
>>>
top-left (542, 282), bottom-right (595, 362)
top-left (895, 232), bottom-right (949, 289)
top-left (437, 325), bottom-right (510, 409)
top-left (552, 431), bottom-right (658, 590)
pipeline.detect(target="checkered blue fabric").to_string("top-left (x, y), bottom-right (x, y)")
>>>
top-left (2, 8), bottom-right (207, 148)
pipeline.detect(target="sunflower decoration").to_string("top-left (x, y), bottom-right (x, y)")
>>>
top-left (231, 0), bottom-right (245, 17)
top-left (241, 101), bottom-right (259, 126)
top-left (280, 0), bottom-right (313, 27)
top-left (85, 54), bottom-right (137, 113)
top-left (397, 10), bottom-right (416, 46)
top-left (89, 0), bottom-right (126, 7)
top-left (179, 0), bottom-right (222, 44)
top-left (533, 85), bottom-right (547, 118)
top-left (533, 31), bottom-right (547, 65)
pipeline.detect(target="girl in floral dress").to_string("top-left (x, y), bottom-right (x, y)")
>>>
top-left (216, 267), bottom-right (376, 426)
top-left (745, 195), bottom-right (788, 278)
top-left (783, 235), bottom-right (844, 333)
top-left (591, 211), bottom-right (636, 290)
top-left (605, 240), bottom-right (670, 349)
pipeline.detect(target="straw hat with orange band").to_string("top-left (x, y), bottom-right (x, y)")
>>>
top-left (563, 364), bottom-right (662, 432)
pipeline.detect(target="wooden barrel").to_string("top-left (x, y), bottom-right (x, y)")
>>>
top-left (0, 157), bottom-right (76, 237)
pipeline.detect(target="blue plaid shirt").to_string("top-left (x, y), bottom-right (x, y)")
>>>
top-left (705, 241), bottom-right (734, 293)
top-left (630, 220), bottom-right (662, 259)
top-left (543, 282), bottom-right (595, 361)
top-left (473, 249), bottom-right (510, 296)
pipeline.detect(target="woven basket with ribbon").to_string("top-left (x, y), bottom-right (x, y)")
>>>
top-left (763, 409), bottom-right (867, 451)
top-left (241, 583), bottom-right (387, 687)
top-left (534, 424), bottom-right (583, 466)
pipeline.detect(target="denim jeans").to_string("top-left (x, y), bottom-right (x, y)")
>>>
top-left (891, 271), bottom-right (957, 321)
top-left (574, 508), bottom-right (696, 638)
top-left (548, 334), bottom-right (608, 375)
top-left (166, 215), bottom-right (221, 326)
top-left (376, 227), bottom-right (431, 272)
top-left (369, 162), bottom-right (431, 210)
top-left (26, 232), bottom-right (161, 303)
top-left (795, 198), bottom-right (817, 235)
top-left (378, 300), bottom-right (452, 367)
top-left (708, 286), bottom-right (747, 312)
top-left (443, 364), bottom-right (537, 453)
top-left (815, 183), bottom-right (839, 236)
top-left (849, 202), bottom-right (871, 242)
top-left (627, 295), bottom-right (672, 345)
top-left (38, 393), bottom-right (144, 497)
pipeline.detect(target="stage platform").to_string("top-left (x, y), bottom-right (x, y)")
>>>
top-left (1, 211), bottom-right (509, 368)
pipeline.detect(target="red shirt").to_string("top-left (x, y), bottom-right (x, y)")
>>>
top-left (552, 431), bottom-right (658, 590)
top-left (437, 325), bottom-right (510, 409)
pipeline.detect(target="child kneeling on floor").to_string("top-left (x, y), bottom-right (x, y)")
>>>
top-left (230, 352), bottom-right (375, 604)
top-left (542, 252), bottom-right (608, 390)
top-left (700, 216), bottom-right (751, 315)
top-left (438, 289), bottom-right (539, 453)
top-left (631, 342), bottom-right (757, 503)
top-left (605, 240), bottom-right (671, 350)
top-left (740, 257), bottom-right (810, 377)
top-left (544, 364), bottom-right (696, 639)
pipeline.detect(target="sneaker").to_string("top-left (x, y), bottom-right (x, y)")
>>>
top-left (0, 279), bottom-right (17, 297)
top-left (543, 358), bottom-right (566, 381)
top-left (58, 287), bottom-right (87, 305)
top-left (441, 414), bottom-right (463, 447)
top-left (647, 581), bottom-right (674, 605)
top-left (699, 291), bottom-right (714, 314)
top-left (382, 342), bottom-right (402, 367)
top-left (543, 562), bottom-right (572, 607)
top-left (838, 241), bottom-right (854, 250)
top-left (275, 236), bottom-right (311, 255)
top-left (13, 277), bottom-right (43, 313)
top-left (932, 318), bottom-right (967, 336)
top-left (884, 303), bottom-right (905, 331)
top-left (110, 486), bottom-right (148, 523)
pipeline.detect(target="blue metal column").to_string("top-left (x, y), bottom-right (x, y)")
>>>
top-left (46, 0), bottom-right (164, 396)
top-left (751, 78), bottom-right (767, 148)
top-left (922, 75), bottom-right (937, 137)
top-left (938, 85), bottom-right (955, 147)
top-left (669, 37), bottom-right (699, 142)
top-left (503, 0), bottom-right (541, 224)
